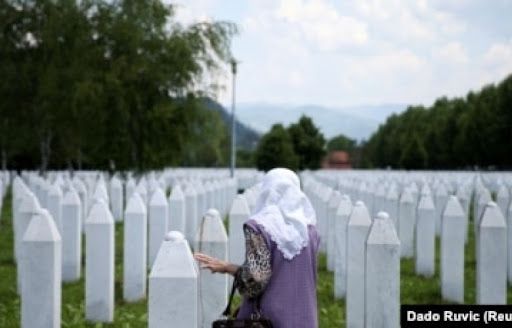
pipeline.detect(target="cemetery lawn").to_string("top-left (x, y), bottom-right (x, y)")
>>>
top-left (1, 188), bottom-right (512, 327)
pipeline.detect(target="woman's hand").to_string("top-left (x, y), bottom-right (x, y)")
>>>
top-left (194, 253), bottom-right (238, 275)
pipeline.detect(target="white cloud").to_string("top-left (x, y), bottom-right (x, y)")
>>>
top-left (274, 0), bottom-right (368, 51)
top-left (173, 0), bottom-right (512, 110)
top-left (479, 39), bottom-right (512, 83)
top-left (433, 42), bottom-right (469, 65)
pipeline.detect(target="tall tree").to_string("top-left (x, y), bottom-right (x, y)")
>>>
top-left (254, 124), bottom-right (299, 172)
top-left (0, 0), bottom-right (238, 172)
top-left (287, 115), bottom-right (326, 170)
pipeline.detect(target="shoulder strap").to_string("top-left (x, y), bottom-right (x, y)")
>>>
top-left (222, 275), bottom-right (238, 317)
top-left (222, 270), bottom-right (264, 318)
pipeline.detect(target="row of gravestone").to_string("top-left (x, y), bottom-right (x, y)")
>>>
top-left (11, 168), bottom-right (512, 327)
top-left (301, 170), bottom-right (512, 326)
top-left (10, 169), bottom-right (256, 328)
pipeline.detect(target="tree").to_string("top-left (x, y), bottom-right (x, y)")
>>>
top-left (327, 134), bottom-right (356, 152)
top-left (287, 115), bottom-right (326, 170)
top-left (0, 0), bottom-right (238, 172)
top-left (254, 124), bottom-right (299, 172)
top-left (399, 132), bottom-right (428, 169)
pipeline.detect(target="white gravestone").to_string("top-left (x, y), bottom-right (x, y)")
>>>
top-left (195, 209), bottom-right (228, 328)
top-left (85, 199), bottom-right (115, 322)
top-left (47, 183), bottom-right (63, 235)
top-left (110, 176), bottom-right (124, 222)
top-left (93, 180), bottom-right (109, 204)
top-left (434, 183), bottom-right (449, 236)
top-left (21, 211), bottom-right (61, 328)
top-left (149, 231), bottom-right (198, 328)
top-left (12, 178), bottom-right (28, 261)
top-left (124, 193), bottom-right (147, 302)
top-left (415, 192), bottom-right (435, 277)
top-left (334, 194), bottom-right (352, 299)
top-left (385, 184), bottom-right (399, 230)
top-left (149, 188), bottom-right (168, 269)
top-left (17, 192), bottom-right (41, 293)
top-left (318, 186), bottom-right (333, 253)
top-left (496, 185), bottom-right (509, 218)
top-left (125, 178), bottom-right (135, 205)
top-left (73, 178), bottom-right (88, 233)
top-left (346, 201), bottom-right (372, 328)
top-left (477, 202), bottom-right (507, 305)
top-left (373, 184), bottom-right (386, 217)
top-left (194, 183), bottom-right (206, 223)
top-left (184, 184), bottom-right (198, 243)
top-left (441, 196), bottom-right (465, 303)
top-left (398, 189), bottom-right (415, 258)
top-left (475, 188), bottom-right (492, 230)
top-left (365, 212), bottom-right (400, 328)
top-left (456, 186), bottom-right (470, 244)
top-left (168, 184), bottom-right (186, 233)
top-left (327, 190), bottom-right (342, 271)
top-left (229, 194), bottom-right (250, 265)
top-left (62, 188), bottom-right (82, 282)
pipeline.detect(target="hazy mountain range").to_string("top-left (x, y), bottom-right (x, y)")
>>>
top-left (232, 102), bottom-right (408, 141)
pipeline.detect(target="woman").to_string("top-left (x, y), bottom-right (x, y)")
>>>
top-left (194, 168), bottom-right (320, 328)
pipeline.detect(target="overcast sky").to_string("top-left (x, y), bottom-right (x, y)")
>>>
top-left (173, 0), bottom-right (512, 110)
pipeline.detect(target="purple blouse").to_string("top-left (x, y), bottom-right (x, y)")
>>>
top-left (236, 219), bottom-right (320, 328)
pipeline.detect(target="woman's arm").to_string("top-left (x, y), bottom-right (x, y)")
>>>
top-left (235, 225), bottom-right (272, 298)
top-left (194, 253), bottom-right (239, 276)
top-left (194, 224), bottom-right (272, 298)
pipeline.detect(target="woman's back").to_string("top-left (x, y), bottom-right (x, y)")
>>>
top-left (237, 219), bottom-right (320, 328)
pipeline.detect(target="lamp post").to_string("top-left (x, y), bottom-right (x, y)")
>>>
top-left (230, 58), bottom-right (237, 178)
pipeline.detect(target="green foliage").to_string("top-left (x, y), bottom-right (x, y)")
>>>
top-left (399, 132), bottom-right (428, 169)
top-left (362, 74), bottom-right (512, 169)
top-left (0, 0), bottom-right (237, 172)
top-left (288, 115), bottom-right (326, 170)
top-left (326, 134), bottom-right (356, 152)
top-left (254, 124), bottom-right (299, 172)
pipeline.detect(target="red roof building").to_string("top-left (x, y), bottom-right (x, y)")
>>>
top-left (322, 151), bottom-right (352, 169)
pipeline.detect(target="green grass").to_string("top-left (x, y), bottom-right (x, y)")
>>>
top-left (1, 188), bottom-right (511, 327)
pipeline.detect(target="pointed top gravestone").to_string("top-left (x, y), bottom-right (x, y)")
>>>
top-left (496, 185), bottom-right (509, 218)
top-left (150, 188), bottom-right (167, 207)
top-left (47, 183), bottom-right (63, 234)
top-left (149, 230), bottom-right (198, 327)
top-left (21, 210), bottom-right (61, 328)
top-left (334, 194), bottom-right (352, 299)
top-left (149, 188), bottom-right (168, 269)
top-left (62, 187), bottom-right (82, 282)
top-left (229, 194), bottom-right (250, 264)
top-left (349, 201), bottom-right (372, 226)
top-left (441, 195), bottom-right (465, 303)
top-left (327, 190), bottom-right (342, 271)
top-left (477, 201), bottom-right (507, 305)
top-left (444, 195), bottom-right (465, 217)
top-left (365, 211), bottom-right (400, 328)
top-left (434, 183), bottom-right (449, 235)
top-left (197, 208), bottom-right (228, 243)
top-left (126, 192), bottom-right (146, 214)
top-left (85, 197), bottom-right (115, 322)
top-left (169, 184), bottom-right (185, 234)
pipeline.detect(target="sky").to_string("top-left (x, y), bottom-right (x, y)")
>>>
top-left (172, 0), bottom-right (512, 110)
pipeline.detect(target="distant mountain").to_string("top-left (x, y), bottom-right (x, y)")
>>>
top-left (233, 102), bottom-right (407, 141)
top-left (202, 98), bottom-right (261, 150)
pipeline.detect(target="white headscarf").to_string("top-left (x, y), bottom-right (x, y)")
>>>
top-left (249, 168), bottom-right (317, 260)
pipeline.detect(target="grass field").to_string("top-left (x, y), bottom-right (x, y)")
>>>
top-left (0, 187), bottom-right (511, 327)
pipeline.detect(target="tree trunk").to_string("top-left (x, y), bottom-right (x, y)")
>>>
top-left (40, 132), bottom-right (52, 178)
top-left (77, 148), bottom-right (82, 171)
top-left (1, 149), bottom-right (6, 171)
